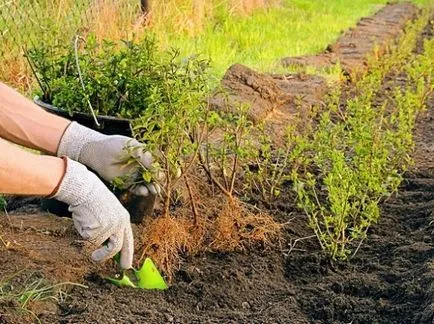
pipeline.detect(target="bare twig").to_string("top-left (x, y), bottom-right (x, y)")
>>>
top-left (183, 174), bottom-right (199, 226)
top-left (74, 35), bottom-right (100, 127)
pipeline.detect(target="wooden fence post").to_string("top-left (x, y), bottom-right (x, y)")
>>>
top-left (140, 0), bottom-right (150, 15)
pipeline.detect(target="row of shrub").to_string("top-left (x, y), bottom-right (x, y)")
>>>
top-left (24, 8), bottom-right (434, 274)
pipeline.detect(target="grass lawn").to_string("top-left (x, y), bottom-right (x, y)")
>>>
top-left (161, 0), bottom-right (433, 78)
top-left (0, 0), bottom-right (432, 89)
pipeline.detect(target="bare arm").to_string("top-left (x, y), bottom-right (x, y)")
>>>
top-left (0, 137), bottom-right (135, 269)
top-left (0, 82), bottom-right (70, 155)
top-left (0, 137), bottom-right (64, 196)
top-left (0, 83), bottom-right (159, 198)
top-left (0, 85), bottom-right (135, 268)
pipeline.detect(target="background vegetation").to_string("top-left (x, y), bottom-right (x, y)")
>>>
top-left (1, 0), bottom-right (431, 93)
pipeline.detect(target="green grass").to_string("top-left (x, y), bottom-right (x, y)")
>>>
top-left (1, 0), bottom-right (432, 89)
top-left (0, 196), bottom-right (6, 210)
top-left (161, 0), bottom-right (433, 78)
top-left (0, 273), bottom-right (87, 323)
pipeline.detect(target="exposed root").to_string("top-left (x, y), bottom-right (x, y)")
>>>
top-left (138, 192), bottom-right (282, 280)
top-left (210, 197), bottom-right (282, 251)
top-left (138, 214), bottom-right (206, 281)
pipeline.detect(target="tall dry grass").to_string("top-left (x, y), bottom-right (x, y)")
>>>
top-left (84, 0), bottom-right (276, 40)
top-left (0, 0), bottom-right (274, 90)
top-left (86, 0), bottom-right (143, 42)
top-left (147, 0), bottom-right (277, 37)
top-left (0, 49), bottom-right (33, 94)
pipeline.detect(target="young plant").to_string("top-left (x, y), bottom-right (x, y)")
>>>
top-left (131, 50), bottom-right (212, 219)
top-left (289, 12), bottom-right (433, 259)
top-left (244, 99), bottom-right (321, 205)
top-left (244, 125), bottom-right (297, 204)
top-left (27, 34), bottom-right (159, 118)
top-left (198, 101), bottom-right (256, 200)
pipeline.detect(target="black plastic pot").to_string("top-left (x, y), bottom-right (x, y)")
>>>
top-left (34, 98), bottom-right (132, 136)
top-left (34, 98), bottom-right (155, 224)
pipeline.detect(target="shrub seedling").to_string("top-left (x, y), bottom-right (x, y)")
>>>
top-left (288, 11), bottom-right (433, 259)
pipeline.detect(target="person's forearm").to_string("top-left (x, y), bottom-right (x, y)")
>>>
top-left (0, 138), bottom-right (65, 196)
top-left (0, 82), bottom-right (70, 154)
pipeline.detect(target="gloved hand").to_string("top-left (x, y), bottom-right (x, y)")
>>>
top-left (57, 122), bottom-right (160, 197)
top-left (52, 157), bottom-right (134, 269)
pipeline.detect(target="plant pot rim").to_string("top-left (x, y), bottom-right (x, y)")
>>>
top-left (33, 97), bottom-right (131, 123)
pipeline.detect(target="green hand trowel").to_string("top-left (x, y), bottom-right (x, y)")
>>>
top-left (106, 257), bottom-right (168, 290)
top-left (106, 272), bottom-right (137, 288)
top-left (134, 258), bottom-right (168, 290)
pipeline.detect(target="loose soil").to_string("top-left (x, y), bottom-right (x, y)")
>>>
top-left (1, 3), bottom-right (434, 324)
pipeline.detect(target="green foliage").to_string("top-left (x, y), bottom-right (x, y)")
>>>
top-left (27, 34), bottom-right (222, 202)
top-left (242, 11), bottom-right (432, 259)
top-left (0, 196), bottom-right (6, 210)
top-left (131, 73), bottom-right (257, 217)
top-left (0, 274), bottom-right (86, 323)
top-left (199, 102), bottom-right (257, 199)
top-left (27, 34), bottom-right (165, 118)
top-left (130, 50), bottom-right (212, 215)
top-left (244, 97), bottom-right (321, 205)
top-left (27, 30), bottom-right (257, 216)
top-left (164, 0), bottom-right (404, 78)
top-left (291, 97), bottom-right (393, 259)
top-left (245, 124), bottom-right (301, 203)
top-left (289, 12), bottom-right (433, 260)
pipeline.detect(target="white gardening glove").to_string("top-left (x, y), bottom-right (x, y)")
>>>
top-left (52, 157), bottom-right (134, 269)
top-left (57, 122), bottom-right (160, 197)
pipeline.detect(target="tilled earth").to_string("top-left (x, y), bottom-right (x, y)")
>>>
top-left (1, 3), bottom-right (434, 324)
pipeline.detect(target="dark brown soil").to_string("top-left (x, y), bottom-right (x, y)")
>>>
top-left (209, 63), bottom-right (291, 124)
top-left (3, 95), bottom-right (434, 322)
top-left (210, 63), bottom-right (329, 145)
top-left (1, 4), bottom-right (434, 324)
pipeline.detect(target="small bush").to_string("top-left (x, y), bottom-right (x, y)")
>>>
top-left (289, 13), bottom-right (433, 260)
top-left (27, 34), bottom-right (164, 118)
top-left (28, 34), bottom-right (282, 277)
